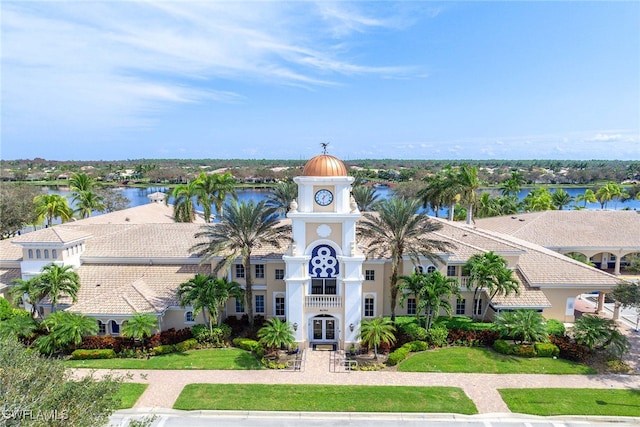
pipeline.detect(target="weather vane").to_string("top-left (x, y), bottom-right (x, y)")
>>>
top-left (321, 142), bottom-right (329, 154)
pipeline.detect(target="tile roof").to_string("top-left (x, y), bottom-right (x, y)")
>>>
top-left (474, 210), bottom-right (640, 249)
top-left (11, 227), bottom-right (92, 244)
top-left (0, 268), bottom-right (21, 291)
top-left (490, 270), bottom-right (551, 308)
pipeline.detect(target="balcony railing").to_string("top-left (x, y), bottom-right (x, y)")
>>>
top-left (305, 295), bottom-right (342, 308)
top-left (459, 276), bottom-right (470, 288)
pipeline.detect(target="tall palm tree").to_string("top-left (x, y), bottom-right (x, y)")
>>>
top-left (209, 172), bottom-right (237, 220)
top-left (500, 171), bottom-right (526, 197)
top-left (359, 317), bottom-right (396, 359)
top-left (69, 172), bottom-right (96, 192)
top-left (575, 189), bottom-right (597, 208)
top-left (178, 274), bottom-right (243, 332)
top-left (166, 179), bottom-right (205, 222)
top-left (121, 313), bottom-right (158, 341)
top-left (418, 168), bottom-right (458, 219)
top-left (10, 277), bottom-right (44, 318)
top-left (257, 318), bottom-right (296, 351)
top-left (33, 194), bottom-right (73, 226)
top-left (399, 271), bottom-right (460, 329)
top-left (191, 200), bottom-right (291, 327)
top-left (34, 263), bottom-right (81, 313)
top-left (551, 189), bottom-right (573, 210)
top-left (522, 187), bottom-right (554, 212)
top-left (351, 185), bottom-right (380, 212)
top-left (464, 251), bottom-right (519, 321)
top-left (457, 164), bottom-right (481, 224)
top-left (595, 182), bottom-right (628, 209)
top-left (357, 198), bottom-right (451, 322)
top-left (265, 181), bottom-right (298, 215)
top-left (73, 190), bottom-right (105, 218)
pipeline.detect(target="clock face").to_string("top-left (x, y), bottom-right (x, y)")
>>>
top-left (314, 189), bottom-right (333, 206)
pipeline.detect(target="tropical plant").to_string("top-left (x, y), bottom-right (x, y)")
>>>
top-left (351, 185), bottom-right (380, 212)
top-left (191, 199), bottom-right (291, 327)
top-left (265, 181), bottom-right (298, 215)
top-left (551, 189), bottom-right (573, 210)
top-left (257, 317), bottom-right (296, 351)
top-left (69, 172), bottom-right (97, 192)
top-left (0, 314), bottom-right (39, 340)
top-left (359, 317), bottom-right (396, 359)
top-left (575, 189), bottom-right (597, 208)
top-left (417, 168), bottom-right (458, 219)
top-left (464, 251), bottom-right (520, 321)
top-left (73, 190), bottom-right (106, 218)
top-left (121, 313), bottom-right (158, 341)
top-left (166, 179), bottom-right (205, 223)
top-left (522, 187), bottom-right (554, 211)
top-left (595, 182), bottom-right (628, 209)
top-left (572, 314), bottom-right (629, 357)
top-left (457, 164), bottom-right (481, 224)
top-left (565, 252), bottom-right (595, 267)
top-left (494, 310), bottom-right (548, 344)
top-left (199, 172), bottom-right (237, 221)
top-left (35, 311), bottom-right (98, 354)
top-left (34, 263), bottom-right (81, 313)
top-left (398, 271), bottom-right (460, 329)
top-left (10, 277), bottom-right (44, 317)
top-left (500, 171), bottom-right (526, 196)
top-left (33, 193), bottom-right (74, 226)
top-left (178, 275), bottom-right (243, 332)
top-left (357, 197), bottom-right (451, 322)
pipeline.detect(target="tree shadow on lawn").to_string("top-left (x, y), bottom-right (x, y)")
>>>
top-left (234, 352), bottom-right (263, 369)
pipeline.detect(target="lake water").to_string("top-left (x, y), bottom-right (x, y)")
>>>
top-left (45, 185), bottom-right (640, 220)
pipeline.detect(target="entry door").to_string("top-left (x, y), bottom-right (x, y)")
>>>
top-left (312, 318), bottom-right (336, 341)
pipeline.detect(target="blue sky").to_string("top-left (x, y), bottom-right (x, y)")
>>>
top-left (2, 1), bottom-right (639, 161)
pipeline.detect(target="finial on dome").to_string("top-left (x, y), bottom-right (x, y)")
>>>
top-left (321, 142), bottom-right (329, 154)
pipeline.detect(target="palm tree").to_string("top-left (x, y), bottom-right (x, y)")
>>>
top-left (73, 190), bottom-right (105, 218)
top-left (522, 187), bottom-right (554, 212)
top-left (500, 171), bottom-right (526, 197)
top-left (265, 181), bottom-right (298, 215)
top-left (575, 189), bottom-right (597, 208)
top-left (35, 311), bottom-right (98, 355)
top-left (464, 251), bottom-right (520, 321)
top-left (257, 318), bottom-right (296, 351)
top-left (418, 168), bottom-right (458, 219)
top-left (191, 199), bottom-right (291, 327)
top-left (33, 194), bottom-right (73, 226)
top-left (34, 263), bottom-right (81, 313)
top-left (0, 315), bottom-right (39, 340)
top-left (166, 179), bottom-right (205, 222)
top-left (121, 313), bottom-right (158, 341)
top-left (595, 182), bottom-right (628, 209)
top-left (399, 271), bottom-right (460, 330)
top-left (457, 164), bottom-right (481, 224)
top-left (359, 317), bottom-right (396, 359)
top-left (351, 185), bottom-right (380, 212)
top-left (551, 189), bottom-right (573, 210)
top-left (178, 274), bottom-right (243, 332)
top-left (205, 172), bottom-right (237, 220)
top-left (572, 314), bottom-right (629, 357)
top-left (69, 172), bottom-right (96, 192)
top-left (357, 198), bottom-right (451, 322)
top-left (10, 277), bottom-right (44, 318)
top-left (476, 192), bottom-right (500, 218)
top-left (565, 252), bottom-right (595, 267)
top-left (495, 310), bottom-right (548, 344)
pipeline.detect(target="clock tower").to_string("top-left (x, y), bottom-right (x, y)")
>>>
top-left (284, 151), bottom-right (365, 349)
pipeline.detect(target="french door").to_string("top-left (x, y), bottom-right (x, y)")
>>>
top-left (312, 317), bottom-right (336, 342)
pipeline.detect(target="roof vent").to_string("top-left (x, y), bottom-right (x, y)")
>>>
top-left (519, 219), bottom-right (525, 222)
top-left (511, 216), bottom-right (517, 219)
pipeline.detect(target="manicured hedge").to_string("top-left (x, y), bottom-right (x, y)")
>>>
top-left (152, 344), bottom-right (175, 356)
top-left (232, 337), bottom-right (264, 358)
top-left (493, 339), bottom-right (512, 355)
top-left (534, 342), bottom-right (560, 358)
top-left (174, 338), bottom-right (199, 353)
top-left (386, 343), bottom-right (412, 366)
top-left (71, 349), bottom-right (117, 360)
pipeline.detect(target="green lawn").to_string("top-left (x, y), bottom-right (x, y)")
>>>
top-left (174, 384), bottom-right (477, 414)
top-left (65, 348), bottom-right (262, 370)
top-left (398, 347), bottom-right (596, 374)
top-left (499, 388), bottom-right (640, 417)
top-left (115, 383), bottom-right (148, 409)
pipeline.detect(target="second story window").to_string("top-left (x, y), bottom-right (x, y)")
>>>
top-left (255, 264), bottom-right (265, 279)
top-left (447, 265), bottom-right (457, 277)
top-left (235, 264), bottom-right (245, 279)
top-left (365, 270), bottom-right (375, 281)
top-left (275, 269), bottom-right (285, 280)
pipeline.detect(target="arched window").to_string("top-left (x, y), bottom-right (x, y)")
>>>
top-left (97, 320), bottom-right (106, 335)
top-left (36, 249), bottom-right (41, 259)
top-left (52, 249), bottom-right (57, 259)
top-left (110, 320), bottom-right (120, 335)
top-left (28, 249), bottom-right (33, 259)
top-left (44, 249), bottom-right (49, 259)
top-left (185, 311), bottom-right (194, 322)
top-left (426, 265), bottom-right (437, 273)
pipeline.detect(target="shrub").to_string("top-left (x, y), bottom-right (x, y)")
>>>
top-left (549, 335), bottom-right (589, 361)
top-left (79, 335), bottom-right (120, 351)
top-left (232, 337), bottom-right (264, 358)
top-left (447, 329), bottom-right (499, 347)
top-left (71, 349), bottom-right (116, 360)
top-left (397, 322), bottom-right (428, 341)
top-left (407, 341), bottom-right (428, 352)
top-left (426, 326), bottom-right (449, 348)
top-left (192, 324), bottom-right (232, 346)
top-left (152, 344), bottom-right (175, 356)
top-left (545, 319), bottom-right (565, 337)
top-left (174, 338), bottom-right (199, 353)
top-left (511, 344), bottom-right (537, 358)
top-left (534, 342), bottom-right (560, 358)
top-left (493, 339), bottom-right (513, 355)
top-left (436, 316), bottom-right (495, 331)
top-left (158, 328), bottom-right (193, 345)
top-left (386, 344), bottom-right (411, 366)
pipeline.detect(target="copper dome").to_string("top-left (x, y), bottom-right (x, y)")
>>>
top-left (301, 154), bottom-right (348, 177)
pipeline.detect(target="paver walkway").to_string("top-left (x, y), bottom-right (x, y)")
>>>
top-left (74, 347), bottom-right (640, 414)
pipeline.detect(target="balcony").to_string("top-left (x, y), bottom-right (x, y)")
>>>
top-left (305, 295), bottom-right (342, 308)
